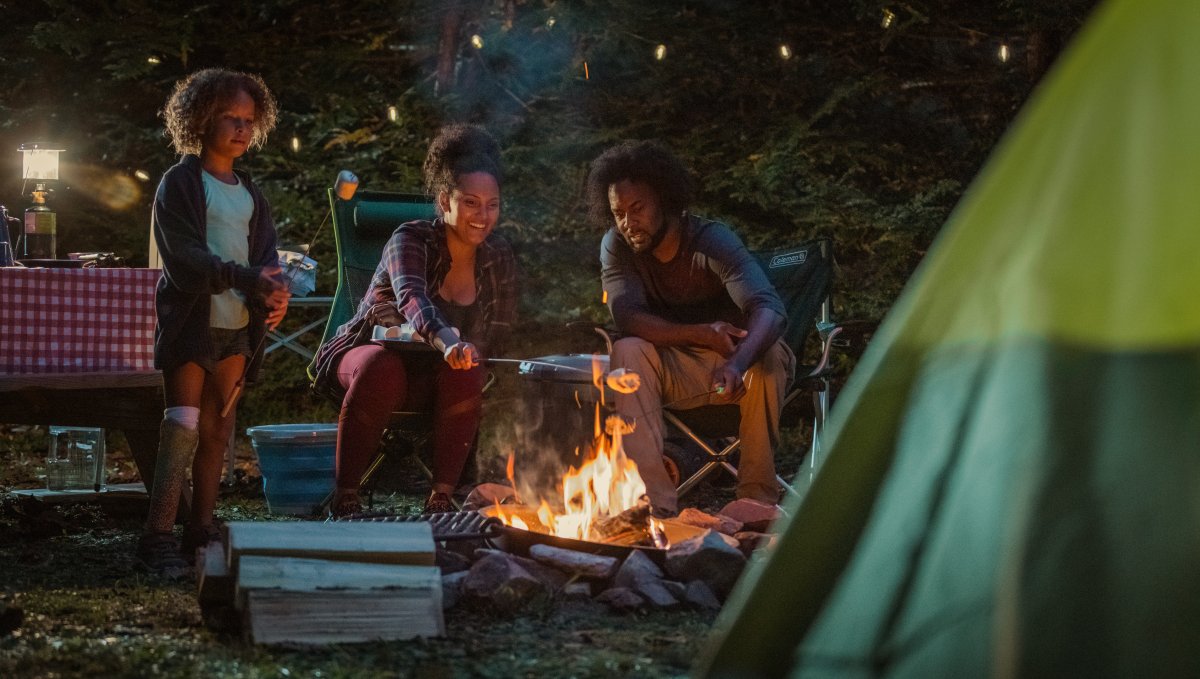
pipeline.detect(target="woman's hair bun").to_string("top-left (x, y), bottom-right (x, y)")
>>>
top-left (423, 124), bottom-right (502, 199)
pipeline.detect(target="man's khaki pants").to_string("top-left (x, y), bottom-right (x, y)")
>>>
top-left (610, 336), bottom-right (795, 516)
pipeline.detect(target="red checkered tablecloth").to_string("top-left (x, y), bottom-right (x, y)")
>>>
top-left (0, 267), bottom-right (160, 374)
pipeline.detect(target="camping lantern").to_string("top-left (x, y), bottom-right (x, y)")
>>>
top-left (20, 142), bottom-right (64, 260)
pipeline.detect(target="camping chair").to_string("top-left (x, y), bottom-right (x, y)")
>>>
top-left (307, 188), bottom-right (479, 508)
top-left (596, 237), bottom-right (839, 499)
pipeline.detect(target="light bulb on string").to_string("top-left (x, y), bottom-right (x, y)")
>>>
top-left (881, 9), bottom-right (896, 29)
top-left (583, 61), bottom-right (590, 79)
top-left (290, 136), bottom-right (301, 153)
top-left (387, 105), bottom-right (398, 122)
top-left (545, 17), bottom-right (556, 29)
top-left (471, 34), bottom-right (484, 49)
top-left (779, 44), bottom-right (792, 60)
top-left (134, 170), bottom-right (150, 182)
top-left (147, 55), bottom-right (161, 65)
top-left (654, 44), bottom-right (667, 61)
top-left (998, 43), bottom-right (1010, 63)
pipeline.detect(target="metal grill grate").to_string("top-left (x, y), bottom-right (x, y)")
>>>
top-left (333, 510), bottom-right (501, 541)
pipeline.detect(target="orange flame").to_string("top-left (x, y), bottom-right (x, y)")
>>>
top-left (493, 354), bottom-right (651, 543)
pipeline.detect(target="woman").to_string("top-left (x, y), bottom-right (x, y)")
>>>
top-left (312, 124), bottom-right (517, 516)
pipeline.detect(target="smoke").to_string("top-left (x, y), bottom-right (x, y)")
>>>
top-left (495, 376), bottom-right (613, 511)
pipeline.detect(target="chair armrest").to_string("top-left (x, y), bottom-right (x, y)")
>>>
top-left (565, 320), bottom-right (618, 354)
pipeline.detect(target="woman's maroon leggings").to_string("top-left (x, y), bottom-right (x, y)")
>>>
top-left (335, 343), bottom-right (485, 492)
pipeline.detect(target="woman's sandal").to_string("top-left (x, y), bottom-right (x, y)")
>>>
top-left (422, 492), bottom-right (455, 514)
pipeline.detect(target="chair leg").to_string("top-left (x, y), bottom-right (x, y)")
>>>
top-left (358, 449), bottom-right (390, 508)
top-left (665, 410), bottom-right (745, 498)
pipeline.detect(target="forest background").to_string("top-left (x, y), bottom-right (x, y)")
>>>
top-left (0, 0), bottom-right (1097, 441)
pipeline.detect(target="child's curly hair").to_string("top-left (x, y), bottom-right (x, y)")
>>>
top-left (585, 140), bottom-right (694, 228)
top-left (422, 124), bottom-right (502, 212)
top-left (160, 68), bottom-right (278, 156)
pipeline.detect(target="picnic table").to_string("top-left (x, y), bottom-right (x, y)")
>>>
top-left (0, 266), bottom-right (164, 490)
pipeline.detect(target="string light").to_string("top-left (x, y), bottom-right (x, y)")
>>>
top-left (290, 136), bottom-right (301, 153)
top-left (545, 17), bottom-right (556, 29)
top-left (881, 9), bottom-right (896, 29)
top-left (654, 44), bottom-right (667, 61)
top-left (998, 43), bottom-right (1010, 63)
top-left (584, 61), bottom-right (590, 79)
top-left (779, 44), bottom-right (792, 60)
top-left (134, 170), bottom-right (150, 182)
top-left (470, 34), bottom-right (484, 49)
top-left (146, 56), bottom-right (161, 65)
top-left (387, 105), bottom-right (398, 122)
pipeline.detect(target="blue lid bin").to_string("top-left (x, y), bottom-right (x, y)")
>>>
top-left (246, 423), bottom-right (338, 515)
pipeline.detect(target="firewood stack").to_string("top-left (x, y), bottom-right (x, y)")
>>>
top-left (198, 522), bottom-right (442, 645)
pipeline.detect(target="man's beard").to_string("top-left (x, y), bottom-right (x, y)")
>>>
top-left (629, 217), bottom-right (670, 253)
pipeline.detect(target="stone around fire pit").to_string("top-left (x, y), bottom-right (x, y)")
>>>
top-left (473, 548), bottom-right (571, 590)
top-left (613, 550), bottom-right (678, 609)
top-left (596, 587), bottom-right (645, 612)
top-left (719, 498), bottom-right (783, 533)
top-left (685, 580), bottom-right (723, 611)
top-left (442, 571), bottom-right (468, 610)
top-left (733, 531), bottom-right (778, 557)
top-left (461, 553), bottom-right (547, 611)
top-left (664, 530), bottom-right (747, 598)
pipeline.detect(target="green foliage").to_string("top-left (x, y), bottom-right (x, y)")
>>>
top-left (0, 0), bottom-right (1097, 425)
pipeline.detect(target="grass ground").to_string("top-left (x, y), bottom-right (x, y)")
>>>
top-left (0, 420), bottom-right (812, 678)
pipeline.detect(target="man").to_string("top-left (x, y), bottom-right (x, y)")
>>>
top-left (589, 140), bottom-right (795, 517)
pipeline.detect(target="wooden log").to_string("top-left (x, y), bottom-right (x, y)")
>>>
top-left (528, 544), bottom-right (619, 579)
top-left (237, 556), bottom-right (444, 645)
top-left (225, 521), bottom-right (435, 572)
top-left (588, 506), bottom-right (648, 542)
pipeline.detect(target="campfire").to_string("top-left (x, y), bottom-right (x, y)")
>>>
top-left (490, 356), bottom-right (669, 549)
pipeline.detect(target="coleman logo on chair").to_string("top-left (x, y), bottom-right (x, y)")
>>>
top-left (769, 249), bottom-right (807, 268)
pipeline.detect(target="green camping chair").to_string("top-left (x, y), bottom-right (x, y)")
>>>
top-left (306, 188), bottom-right (444, 507)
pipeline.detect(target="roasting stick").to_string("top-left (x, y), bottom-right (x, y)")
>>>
top-left (220, 171), bottom-right (360, 417)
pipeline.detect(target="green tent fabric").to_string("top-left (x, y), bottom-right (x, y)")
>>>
top-left (698, 0), bottom-right (1200, 677)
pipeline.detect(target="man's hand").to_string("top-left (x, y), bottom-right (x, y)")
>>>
top-left (443, 341), bottom-right (480, 370)
top-left (711, 361), bottom-right (747, 402)
top-left (697, 321), bottom-right (748, 357)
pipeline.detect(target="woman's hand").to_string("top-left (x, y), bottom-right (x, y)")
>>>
top-left (367, 302), bottom-right (403, 327)
top-left (443, 341), bottom-right (480, 370)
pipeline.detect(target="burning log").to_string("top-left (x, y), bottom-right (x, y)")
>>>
top-left (592, 502), bottom-right (652, 545)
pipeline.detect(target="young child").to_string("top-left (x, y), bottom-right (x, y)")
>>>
top-left (138, 68), bottom-right (289, 575)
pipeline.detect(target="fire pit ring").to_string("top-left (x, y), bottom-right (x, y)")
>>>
top-left (479, 505), bottom-right (706, 566)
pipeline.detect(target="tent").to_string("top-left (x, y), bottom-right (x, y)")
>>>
top-left (699, 0), bottom-right (1200, 676)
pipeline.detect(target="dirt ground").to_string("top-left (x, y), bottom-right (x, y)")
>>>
top-left (0, 425), bottom-right (778, 678)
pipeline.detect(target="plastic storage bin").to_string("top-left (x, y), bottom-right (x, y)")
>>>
top-left (246, 423), bottom-right (337, 515)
